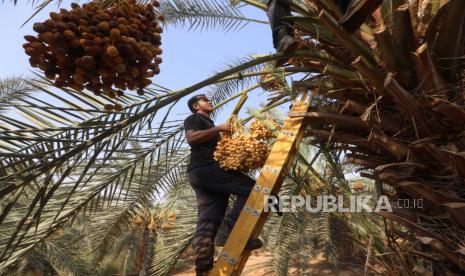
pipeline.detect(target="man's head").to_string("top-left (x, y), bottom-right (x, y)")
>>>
top-left (187, 94), bottom-right (213, 114)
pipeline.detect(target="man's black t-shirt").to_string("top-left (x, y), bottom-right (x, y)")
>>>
top-left (184, 113), bottom-right (219, 171)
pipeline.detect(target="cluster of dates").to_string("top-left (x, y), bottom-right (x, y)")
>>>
top-left (214, 119), bottom-right (279, 172)
top-left (23, 0), bottom-right (163, 110)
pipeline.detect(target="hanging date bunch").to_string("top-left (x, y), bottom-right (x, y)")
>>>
top-left (249, 118), bottom-right (280, 140)
top-left (23, 0), bottom-right (164, 110)
top-left (214, 116), bottom-right (279, 172)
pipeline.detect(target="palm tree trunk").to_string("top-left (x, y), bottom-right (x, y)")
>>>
top-left (140, 229), bottom-right (156, 276)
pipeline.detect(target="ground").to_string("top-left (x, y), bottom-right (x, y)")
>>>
top-left (172, 249), bottom-right (364, 275)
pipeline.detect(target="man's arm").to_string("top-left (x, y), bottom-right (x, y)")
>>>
top-left (186, 123), bottom-right (230, 145)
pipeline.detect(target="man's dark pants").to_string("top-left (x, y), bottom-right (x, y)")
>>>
top-left (267, 0), bottom-right (294, 49)
top-left (188, 162), bottom-right (254, 275)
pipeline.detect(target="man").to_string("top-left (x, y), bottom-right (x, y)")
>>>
top-left (184, 94), bottom-right (263, 276)
top-left (266, 0), bottom-right (297, 53)
top-left (266, 0), bottom-right (352, 53)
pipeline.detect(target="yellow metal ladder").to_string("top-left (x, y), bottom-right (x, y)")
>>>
top-left (209, 92), bottom-right (312, 276)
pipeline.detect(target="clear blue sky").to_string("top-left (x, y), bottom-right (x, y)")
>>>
top-left (0, 1), bottom-right (285, 123)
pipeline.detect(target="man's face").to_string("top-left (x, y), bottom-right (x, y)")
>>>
top-left (194, 97), bottom-right (213, 113)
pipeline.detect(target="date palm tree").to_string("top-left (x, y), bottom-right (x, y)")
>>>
top-left (278, 0), bottom-right (465, 273)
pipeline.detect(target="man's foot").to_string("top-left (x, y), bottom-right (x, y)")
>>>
top-left (214, 237), bottom-right (263, 250)
top-left (277, 34), bottom-right (298, 53)
top-left (244, 238), bottom-right (263, 250)
top-left (275, 34), bottom-right (298, 67)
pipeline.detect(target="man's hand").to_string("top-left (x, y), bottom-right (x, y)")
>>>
top-left (216, 123), bottom-right (231, 133)
top-left (186, 122), bottom-right (231, 145)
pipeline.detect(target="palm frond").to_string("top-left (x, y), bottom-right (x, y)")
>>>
top-left (120, 233), bottom-right (139, 275)
top-left (266, 182), bottom-right (302, 275)
top-left (150, 192), bottom-right (197, 275)
top-left (5, 224), bottom-right (91, 275)
top-left (0, 78), bottom-right (182, 270)
top-left (7, 248), bottom-right (55, 275)
top-left (210, 82), bottom-right (262, 119)
top-left (39, 239), bottom-right (91, 275)
top-left (160, 0), bottom-right (268, 32)
top-left (96, 230), bottom-right (140, 272)
top-left (91, 152), bottom-right (190, 267)
top-left (0, 77), bottom-right (33, 113)
top-left (208, 54), bottom-right (288, 117)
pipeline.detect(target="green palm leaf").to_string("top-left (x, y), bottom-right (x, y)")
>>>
top-left (150, 192), bottom-right (197, 275)
top-left (0, 77), bottom-right (33, 106)
top-left (160, 0), bottom-right (268, 32)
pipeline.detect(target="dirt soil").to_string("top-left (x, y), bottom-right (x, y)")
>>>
top-left (173, 250), bottom-right (363, 275)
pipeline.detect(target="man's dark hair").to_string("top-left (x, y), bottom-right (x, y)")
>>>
top-left (187, 94), bottom-right (208, 113)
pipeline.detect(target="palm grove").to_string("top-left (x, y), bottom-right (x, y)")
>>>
top-left (1, 0), bottom-right (465, 275)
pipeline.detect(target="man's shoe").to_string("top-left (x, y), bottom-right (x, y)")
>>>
top-left (215, 237), bottom-right (263, 250)
top-left (277, 34), bottom-right (298, 53)
top-left (275, 34), bottom-right (298, 67)
top-left (244, 238), bottom-right (263, 250)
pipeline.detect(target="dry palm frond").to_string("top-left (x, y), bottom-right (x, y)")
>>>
top-left (279, 0), bottom-right (465, 273)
